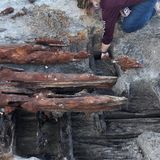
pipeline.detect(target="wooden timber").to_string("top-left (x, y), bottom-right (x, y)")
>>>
top-left (0, 7), bottom-right (14, 16)
top-left (0, 93), bottom-right (29, 106)
top-left (21, 95), bottom-right (127, 112)
top-left (0, 92), bottom-right (127, 113)
top-left (0, 69), bottom-right (117, 89)
top-left (0, 44), bottom-right (89, 64)
top-left (114, 56), bottom-right (143, 71)
top-left (34, 37), bottom-right (67, 47)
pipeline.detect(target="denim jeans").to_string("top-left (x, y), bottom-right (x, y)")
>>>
top-left (122, 0), bottom-right (157, 33)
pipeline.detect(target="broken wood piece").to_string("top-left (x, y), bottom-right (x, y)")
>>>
top-left (0, 66), bottom-right (24, 72)
top-left (0, 44), bottom-right (46, 54)
top-left (0, 93), bottom-right (29, 106)
top-left (34, 89), bottom-right (89, 99)
top-left (0, 82), bottom-right (32, 95)
top-left (114, 56), bottom-right (143, 71)
top-left (22, 95), bottom-right (127, 113)
top-left (0, 44), bottom-right (89, 64)
top-left (92, 51), bottom-right (143, 71)
top-left (0, 69), bottom-right (117, 89)
top-left (4, 106), bottom-right (16, 114)
top-left (11, 8), bottom-right (28, 19)
top-left (35, 38), bottom-right (67, 47)
top-left (0, 7), bottom-right (14, 16)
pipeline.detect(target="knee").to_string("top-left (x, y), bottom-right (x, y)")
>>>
top-left (122, 26), bottom-right (133, 33)
top-left (122, 18), bottom-right (145, 33)
top-left (122, 23), bottom-right (135, 33)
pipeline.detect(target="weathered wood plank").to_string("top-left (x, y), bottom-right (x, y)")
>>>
top-left (14, 110), bottom-right (74, 159)
top-left (0, 44), bottom-right (89, 64)
top-left (59, 113), bottom-right (74, 160)
top-left (73, 138), bottom-right (142, 160)
top-left (21, 95), bottom-right (127, 113)
top-left (0, 69), bottom-right (117, 89)
top-left (0, 83), bottom-right (32, 95)
top-left (104, 111), bottom-right (160, 119)
top-left (34, 37), bottom-right (67, 47)
top-left (0, 93), bottom-right (29, 106)
top-left (0, 7), bottom-right (14, 16)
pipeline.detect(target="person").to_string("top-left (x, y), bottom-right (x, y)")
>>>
top-left (77, 0), bottom-right (159, 59)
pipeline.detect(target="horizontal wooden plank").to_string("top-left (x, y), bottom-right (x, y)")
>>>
top-left (0, 44), bottom-right (89, 64)
top-left (0, 68), bottom-right (117, 89)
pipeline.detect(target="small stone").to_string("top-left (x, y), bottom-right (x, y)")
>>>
top-left (45, 66), bottom-right (48, 69)
top-left (28, 0), bottom-right (37, 3)
top-left (0, 28), bottom-right (7, 32)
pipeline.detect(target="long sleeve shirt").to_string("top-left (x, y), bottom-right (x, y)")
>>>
top-left (100, 0), bottom-right (145, 44)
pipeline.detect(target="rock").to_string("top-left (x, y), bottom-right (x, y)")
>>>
top-left (0, 28), bottom-right (7, 32)
top-left (28, 0), bottom-right (37, 3)
top-left (14, 156), bottom-right (40, 160)
top-left (0, 7), bottom-right (14, 16)
top-left (137, 132), bottom-right (160, 160)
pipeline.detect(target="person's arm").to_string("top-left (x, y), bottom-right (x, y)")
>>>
top-left (101, 43), bottom-right (110, 53)
top-left (101, 8), bottom-right (120, 52)
top-left (121, 0), bottom-right (145, 7)
top-left (100, 0), bottom-right (145, 53)
top-left (103, 0), bottom-right (145, 8)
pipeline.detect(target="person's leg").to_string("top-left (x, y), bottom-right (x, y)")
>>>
top-left (122, 0), bottom-right (157, 33)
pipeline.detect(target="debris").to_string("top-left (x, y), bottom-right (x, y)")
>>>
top-left (114, 56), bottom-right (143, 71)
top-left (11, 8), bottom-right (28, 19)
top-left (0, 7), bottom-right (14, 16)
top-left (92, 51), bottom-right (143, 71)
top-left (35, 38), bottom-right (67, 47)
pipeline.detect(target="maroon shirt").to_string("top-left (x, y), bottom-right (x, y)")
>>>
top-left (100, 0), bottom-right (144, 44)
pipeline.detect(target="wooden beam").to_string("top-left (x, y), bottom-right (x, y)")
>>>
top-left (0, 82), bottom-right (32, 95)
top-left (0, 93), bottom-right (29, 106)
top-left (34, 37), bottom-right (67, 47)
top-left (21, 95), bottom-right (127, 113)
top-left (114, 56), bottom-right (143, 71)
top-left (0, 92), bottom-right (127, 113)
top-left (0, 7), bottom-right (14, 16)
top-left (0, 69), bottom-right (117, 89)
top-left (0, 44), bottom-right (89, 64)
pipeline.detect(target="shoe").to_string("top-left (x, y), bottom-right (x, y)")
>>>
top-left (155, 0), bottom-right (160, 16)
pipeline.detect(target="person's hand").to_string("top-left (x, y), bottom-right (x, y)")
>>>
top-left (101, 43), bottom-right (110, 53)
top-left (101, 52), bottom-right (110, 60)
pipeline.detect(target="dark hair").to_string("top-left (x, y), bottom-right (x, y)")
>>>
top-left (77, 0), bottom-right (93, 15)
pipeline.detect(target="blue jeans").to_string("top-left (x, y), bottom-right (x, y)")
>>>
top-left (122, 0), bottom-right (157, 33)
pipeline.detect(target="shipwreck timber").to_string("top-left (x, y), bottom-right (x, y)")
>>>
top-left (0, 66), bottom-right (127, 113)
top-left (0, 44), bottom-right (89, 65)
top-left (0, 68), bottom-right (117, 89)
top-left (0, 41), bottom-right (145, 159)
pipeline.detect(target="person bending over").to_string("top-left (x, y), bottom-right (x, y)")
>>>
top-left (77, 0), bottom-right (159, 58)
